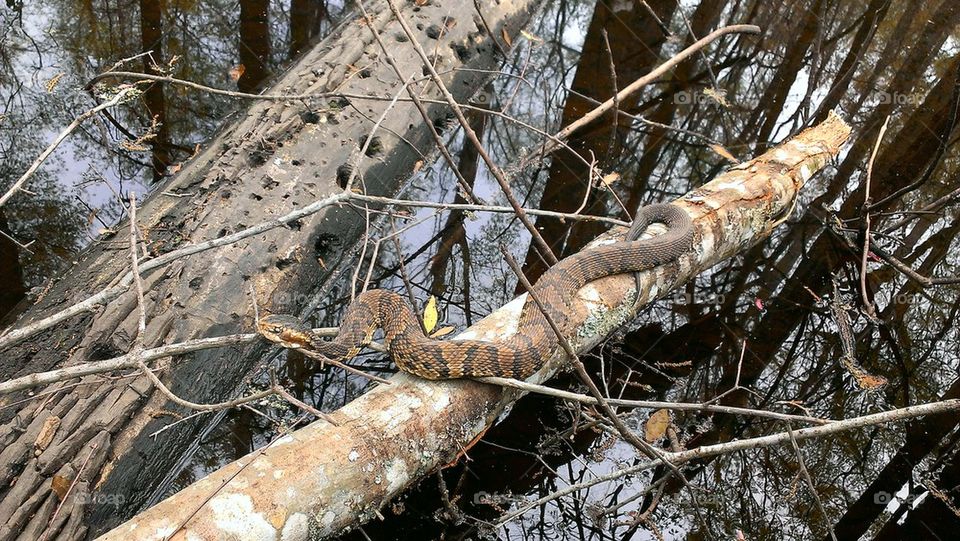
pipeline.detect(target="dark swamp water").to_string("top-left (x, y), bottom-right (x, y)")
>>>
top-left (2, 0), bottom-right (960, 539)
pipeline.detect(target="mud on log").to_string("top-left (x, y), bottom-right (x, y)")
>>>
top-left (97, 114), bottom-right (852, 540)
top-left (0, 1), bottom-right (539, 538)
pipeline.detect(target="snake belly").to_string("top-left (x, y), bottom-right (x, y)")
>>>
top-left (286, 203), bottom-right (693, 379)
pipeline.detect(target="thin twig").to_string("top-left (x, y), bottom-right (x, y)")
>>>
top-left (354, 3), bottom-right (480, 203)
top-left (495, 399), bottom-right (960, 526)
top-left (519, 24), bottom-right (760, 169)
top-left (386, 0), bottom-right (559, 265)
top-left (786, 423), bottom-right (838, 541)
top-left (0, 87), bottom-right (139, 208)
top-left (859, 116), bottom-right (888, 320)
top-left (0, 329), bottom-right (336, 396)
top-left (297, 348), bottom-right (392, 385)
top-left (477, 376), bottom-right (830, 425)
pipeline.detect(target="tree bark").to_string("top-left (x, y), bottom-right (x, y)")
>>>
top-left (96, 113), bottom-right (851, 541)
top-left (0, 1), bottom-right (539, 538)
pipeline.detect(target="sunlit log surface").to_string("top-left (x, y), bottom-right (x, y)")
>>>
top-left (98, 113), bottom-right (851, 541)
top-left (0, 1), bottom-right (540, 538)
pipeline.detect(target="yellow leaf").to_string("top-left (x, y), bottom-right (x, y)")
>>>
top-left (644, 409), bottom-right (671, 443)
top-left (422, 295), bottom-right (439, 333)
top-left (431, 325), bottom-right (455, 338)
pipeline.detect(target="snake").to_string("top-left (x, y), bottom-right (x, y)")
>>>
top-left (258, 203), bottom-right (694, 379)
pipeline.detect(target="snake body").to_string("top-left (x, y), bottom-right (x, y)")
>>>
top-left (260, 203), bottom-right (694, 379)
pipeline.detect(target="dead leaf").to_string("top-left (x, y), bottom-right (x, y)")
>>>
top-left (501, 28), bottom-right (512, 47)
top-left (168, 163), bottom-right (182, 175)
top-left (856, 374), bottom-right (888, 390)
top-left (51, 474), bottom-right (72, 500)
top-left (46, 73), bottom-right (64, 93)
top-left (412, 160), bottom-right (424, 173)
top-left (229, 64), bottom-right (246, 81)
top-left (431, 325), bottom-right (455, 338)
top-left (600, 172), bottom-right (621, 187)
top-left (644, 409), bottom-right (671, 443)
top-left (422, 295), bottom-right (439, 333)
top-left (120, 140), bottom-right (148, 152)
top-left (709, 144), bottom-right (739, 164)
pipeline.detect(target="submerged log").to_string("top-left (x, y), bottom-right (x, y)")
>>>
top-left (98, 114), bottom-right (852, 540)
top-left (0, 1), bottom-right (539, 538)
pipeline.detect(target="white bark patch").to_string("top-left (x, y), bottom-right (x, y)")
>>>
top-left (713, 179), bottom-right (748, 193)
top-left (377, 393), bottom-right (420, 430)
top-left (121, 520), bottom-right (178, 541)
top-left (281, 513), bottom-right (309, 541)
top-left (208, 493), bottom-right (276, 538)
top-left (384, 458), bottom-right (410, 493)
top-left (773, 149), bottom-right (792, 162)
top-left (433, 394), bottom-right (450, 411)
top-left (455, 295), bottom-right (525, 340)
top-left (578, 284), bottom-right (605, 306)
top-left (273, 434), bottom-right (295, 447)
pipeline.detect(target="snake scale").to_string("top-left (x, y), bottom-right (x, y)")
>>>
top-left (259, 203), bottom-right (694, 379)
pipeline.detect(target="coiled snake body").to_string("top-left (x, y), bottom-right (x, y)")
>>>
top-left (259, 203), bottom-right (694, 379)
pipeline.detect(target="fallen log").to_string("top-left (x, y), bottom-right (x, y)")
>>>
top-left (0, 1), bottom-right (540, 538)
top-left (98, 113), bottom-right (851, 540)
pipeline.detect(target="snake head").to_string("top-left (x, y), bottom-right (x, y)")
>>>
top-left (258, 314), bottom-right (314, 349)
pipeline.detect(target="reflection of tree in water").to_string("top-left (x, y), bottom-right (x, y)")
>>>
top-left (0, 0), bottom-right (345, 314)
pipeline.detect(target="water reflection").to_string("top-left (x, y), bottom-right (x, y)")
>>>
top-left (2, 0), bottom-right (960, 539)
top-left (0, 0), bottom-right (342, 317)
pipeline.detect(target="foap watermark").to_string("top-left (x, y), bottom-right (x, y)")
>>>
top-left (873, 490), bottom-right (920, 506)
top-left (269, 291), bottom-right (317, 306)
top-left (74, 492), bottom-right (127, 507)
top-left (872, 91), bottom-right (923, 106)
top-left (673, 90), bottom-right (713, 105)
top-left (667, 290), bottom-right (726, 306)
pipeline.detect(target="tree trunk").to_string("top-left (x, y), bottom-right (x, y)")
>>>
top-left (96, 113), bottom-right (851, 541)
top-left (0, 1), bottom-right (539, 538)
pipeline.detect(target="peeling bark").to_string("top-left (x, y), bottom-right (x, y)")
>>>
top-left (98, 114), bottom-right (851, 541)
top-left (0, 1), bottom-right (539, 538)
